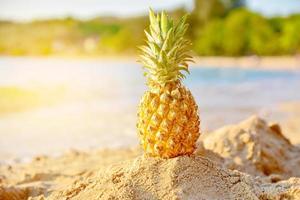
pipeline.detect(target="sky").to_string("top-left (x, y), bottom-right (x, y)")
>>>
top-left (0, 0), bottom-right (299, 21)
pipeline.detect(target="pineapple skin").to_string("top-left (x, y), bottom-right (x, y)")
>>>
top-left (137, 81), bottom-right (200, 158)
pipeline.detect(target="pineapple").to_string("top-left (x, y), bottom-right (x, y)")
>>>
top-left (137, 9), bottom-right (200, 158)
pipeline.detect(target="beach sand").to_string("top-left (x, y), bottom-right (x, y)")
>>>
top-left (193, 56), bottom-right (300, 70)
top-left (92, 55), bottom-right (300, 70)
top-left (8, 55), bottom-right (300, 70)
top-left (1, 115), bottom-right (300, 200)
top-left (278, 102), bottom-right (300, 144)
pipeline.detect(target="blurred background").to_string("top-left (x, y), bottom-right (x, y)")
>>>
top-left (0, 0), bottom-right (300, 163)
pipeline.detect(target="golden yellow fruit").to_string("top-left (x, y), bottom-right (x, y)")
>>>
top-left (137, 9), bottom-right (201, 158)
top-left (137, 81), bottom-right (200, 158)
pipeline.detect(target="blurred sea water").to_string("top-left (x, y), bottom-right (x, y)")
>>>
top-left (0, 56), bottom-right (300, 162)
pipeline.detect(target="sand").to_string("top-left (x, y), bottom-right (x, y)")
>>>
top-left (91, 55), bottom-right (300, 70)
top-left (199, 116), bottom-right (300, 178)
top-left (1, 116), bottom-right (300, 200)
top-left (10, 55), bottom-right (300, 70)
top-left (278, 102), bottom-right (300, 144)
top-left (193, 56), bottom-right (300, 70)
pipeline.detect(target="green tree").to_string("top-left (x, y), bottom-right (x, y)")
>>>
top-left (100, 28), bottom-right (134, 53)
top-left (193, 19), bottom-right (224, 55)
top-left (279, 16), bottom-right (300, 54)
top-left (247, 13), bottom-right (278, 55)
top-left (221, 9), bottom-right (250, 55)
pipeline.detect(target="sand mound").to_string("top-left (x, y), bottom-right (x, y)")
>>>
top-left (52, 155), bottom-right (259, 200)
top-left (1, 116), bottom-right (300, 200)
top-left (0, 148), bottom-right (140, 200)
top-left (44, 156), bottom-right (300, 200)
top-left (199, 116), bottom-right (300, 178)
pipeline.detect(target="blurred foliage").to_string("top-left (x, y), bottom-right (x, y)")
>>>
top-left (0, 0), bottom-right (299, 56)
top-left (193, 7), bottom-right (300, 56)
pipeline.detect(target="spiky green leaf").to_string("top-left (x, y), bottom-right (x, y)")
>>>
top-left (138, 9), bottom-right (193, 86)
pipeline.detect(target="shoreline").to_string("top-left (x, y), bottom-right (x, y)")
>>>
top-left (194, 56), bottom-right (300, 70)
top-left (1, 55), bottom-right (300, 71)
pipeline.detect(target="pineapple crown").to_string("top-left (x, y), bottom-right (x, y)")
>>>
top-left (139, 9), bottom-right (193, 86)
